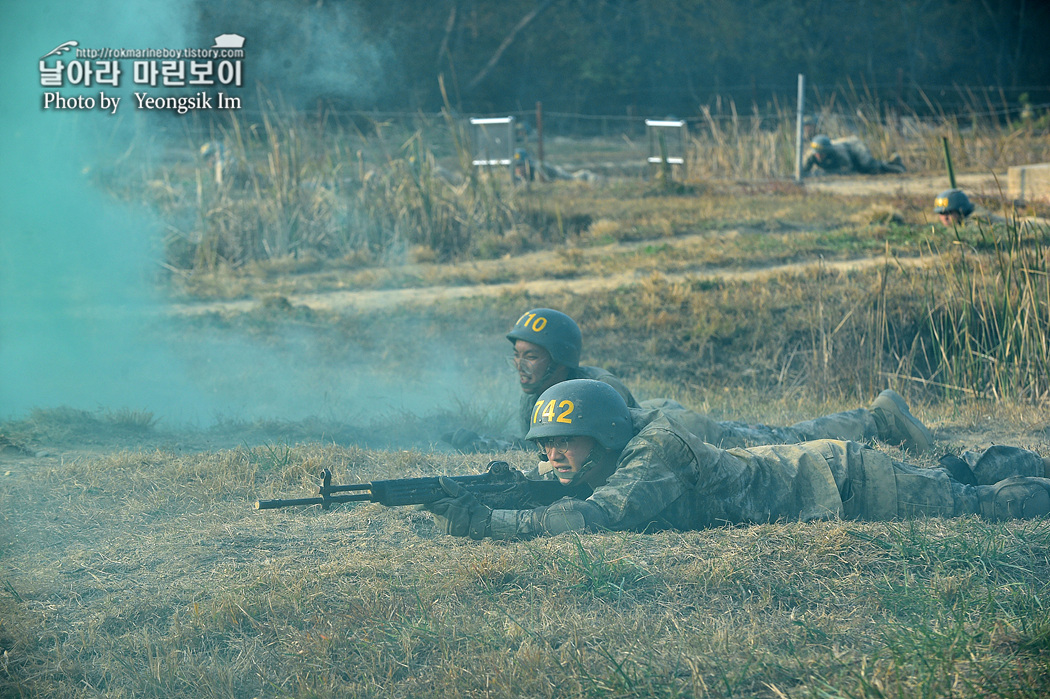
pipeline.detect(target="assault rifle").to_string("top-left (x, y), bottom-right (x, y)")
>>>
top-left (254, 460), bottom-right (591, 511)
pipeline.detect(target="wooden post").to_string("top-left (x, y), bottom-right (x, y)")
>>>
top-left (535, 101), bottom-right (544, 168)
top-left (942, 136), bottom-right (956, 189)
top-left (795, 74), bottom-right (805, 184)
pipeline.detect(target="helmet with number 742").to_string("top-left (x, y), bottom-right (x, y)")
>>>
top-left (526, 379), bottom-right (633, 451)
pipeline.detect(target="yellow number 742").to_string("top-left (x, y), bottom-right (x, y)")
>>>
top-left (532, 399), bottom-right (574, 425)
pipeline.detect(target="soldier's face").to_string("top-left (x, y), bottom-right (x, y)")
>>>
top-left (538, 435), bottom-right (596, 484)
top-left (939, 211), bottom-right (963, 226)
top-left (510, 340), bottom-right (554, 392)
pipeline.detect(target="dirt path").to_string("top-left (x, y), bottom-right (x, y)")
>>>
top-left (804, 171), bottom-right (1006, 197)
top-left (171, 251), bottom-right (932, 316)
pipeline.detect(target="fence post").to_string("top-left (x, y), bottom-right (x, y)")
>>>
top-left (795, 73), bottom-right (805, 184)
top-left (536, 101), bottom-right (544, 169)
top-left (942, 136), bottom-right (957, 189)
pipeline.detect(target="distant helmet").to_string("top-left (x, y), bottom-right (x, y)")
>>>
top-left (810, 135), bottom-right (832, 152)
top-left (514, 148), bottom-right (530, 162)
top-left (199, 141), bottom-right (225, 160)
top-left (933, 189), bottom-right (975, 216)
top-left (507, 308), bottom-right (581, 368)
top-left (526, 379), bottom-right (633, 452)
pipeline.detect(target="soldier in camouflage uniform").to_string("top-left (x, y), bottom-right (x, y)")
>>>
top-left (505, 308), bottom-right (640, 436)
top-left (444, 308), bottom-right (639, 452)
top-left (449, 308), bottom-right (937, 455)
top-left (426, 380), bottom-right (1050, 539)
top-left (803, 135), bottom-right (906, 176)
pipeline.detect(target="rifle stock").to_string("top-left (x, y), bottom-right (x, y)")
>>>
top-left (254, 461), bottom-right (590, 511)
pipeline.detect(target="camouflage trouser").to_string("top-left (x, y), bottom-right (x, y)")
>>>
top-left (641, 399), bottom-right (877, 449)
top-left (731, 440), bottom-right (1046, 522)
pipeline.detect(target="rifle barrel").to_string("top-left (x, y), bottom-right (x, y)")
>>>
top-left (324, 483), bottom-right (373, 494)
top-left (254, 492), bottom-right (375, 510)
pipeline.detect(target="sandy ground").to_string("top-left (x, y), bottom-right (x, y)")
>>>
top-left (804, 171), bottom-right (1006, 198)
top-left (170, 252), bottom-right (931, 316)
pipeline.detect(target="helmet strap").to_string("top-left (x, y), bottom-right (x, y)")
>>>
top-left (564, 445), bottom-right (617, 488)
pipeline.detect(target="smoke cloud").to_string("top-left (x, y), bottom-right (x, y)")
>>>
top-left (0, 2), bottom-right (507, 433)
top-left (1, 2), bottom-right (197, 420)
top-left (195, 0), bottom-right (393, 111)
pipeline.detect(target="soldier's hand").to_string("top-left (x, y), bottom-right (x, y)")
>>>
top-left (424, 476), bottom-right (493, 539)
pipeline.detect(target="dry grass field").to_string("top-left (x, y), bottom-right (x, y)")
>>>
top-left (3, 113), bottom-right (1050, 697)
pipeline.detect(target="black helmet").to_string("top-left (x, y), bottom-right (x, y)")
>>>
top-left (506, 308), bottom-right (581, 368)
top-left (933, 189), bottom-right (975, 216)
top-left (810, 135), bottom-right (832, 152)
top-left (526, 379), bottom-right (633, 452)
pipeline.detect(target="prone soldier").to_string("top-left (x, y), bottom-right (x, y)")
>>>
top-left (448, 307), bottom-right (938, 456)
top-left (803, 135), bottom-right (905, 176)
top-left (426, 380), bottom-right (1050, 539)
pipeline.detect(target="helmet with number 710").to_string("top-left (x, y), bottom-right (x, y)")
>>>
top-left (506, 308), bottom-right (582, 368)
top-left (526, 379), bottom-right (633, 451)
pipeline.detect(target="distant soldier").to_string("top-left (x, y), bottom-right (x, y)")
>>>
top-left (803, 135), bottom-right (905, 176)
top-left (426, 380), bottom-right (1050, 539)
top-left (933, 188), bottom-right (1006, 227)
top-left (200, 141), bottom-right (250, 186)
top-left (513, 148), bottom-right (535, 182)
top-left (513, 148), bottom-right (601, 183)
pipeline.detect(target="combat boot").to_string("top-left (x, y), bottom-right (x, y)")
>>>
top-left (975, 477), bottom-right (1050, 520)
top-left (869, 389), bottom-right (934, 453)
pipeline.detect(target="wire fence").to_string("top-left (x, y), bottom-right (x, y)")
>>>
top-left (144, 82), bottom-right (1050, 187)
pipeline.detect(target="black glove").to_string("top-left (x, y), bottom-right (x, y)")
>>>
top-left (938, 454), bottom-right (978, 486)
top-left (424, 476), bottom-right (493, 539)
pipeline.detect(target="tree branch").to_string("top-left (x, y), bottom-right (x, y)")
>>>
top-left (466, 0), bottom-right (557, 91)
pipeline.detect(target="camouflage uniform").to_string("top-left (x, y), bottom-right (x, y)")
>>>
top-left (960, 209), bottom-right (1008, 226)
top-left (465, 309), bottom-right (926, 454)
top-left (524, 384), bottom-right (919, 452)
top-left (485, 408), bottom-right (1049, 539)
top-left (803, 136), bottom-right (905, 176)
top-left (633, 398), bottom-right (880, 449)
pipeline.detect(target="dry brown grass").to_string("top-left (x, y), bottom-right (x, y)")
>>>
top-left (2, 432), bottom-right (1049, 698)
top-left (9, 100), bottom-right (1050, 698)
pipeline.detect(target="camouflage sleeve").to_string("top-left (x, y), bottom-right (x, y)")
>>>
top-left (489, 499), bottom-right (612, 539)
top-left (585, 428), bottom-right (695, 530)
